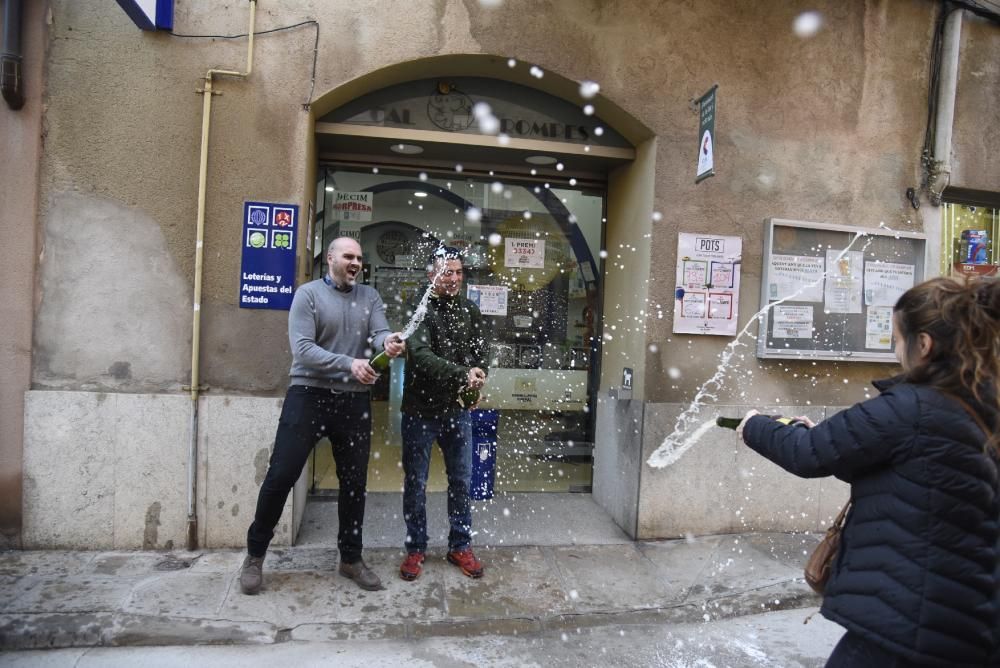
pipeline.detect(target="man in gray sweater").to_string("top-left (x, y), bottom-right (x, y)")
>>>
top-left (240, 237), bottom-right (405, 593)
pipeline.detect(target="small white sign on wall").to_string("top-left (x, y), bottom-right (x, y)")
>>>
top-left (673, 232), bottom-right (742, 336)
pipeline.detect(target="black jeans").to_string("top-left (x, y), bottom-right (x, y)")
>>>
top-left (826, 631), bottom-right (919, 668)
top-left (247, 386), bottom-right (371, 563)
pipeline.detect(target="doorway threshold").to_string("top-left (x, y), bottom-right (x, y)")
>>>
top-left (296, 491), bottom-right (631, 548)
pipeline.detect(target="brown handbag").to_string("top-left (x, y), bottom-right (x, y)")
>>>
top-left (804, 500), bottom-right (851, 594)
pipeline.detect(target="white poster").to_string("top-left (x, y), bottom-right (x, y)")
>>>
top-left (865, 305), bottom-right (894, 349)
top-left (864, 262), bottom-right (915, 306)
top-left (772, 305), bottom-right (814, 339)
top-left (504, 238), bottom-right (545, 268)
top-left (824, 250), bottom-right (864, 314)
top-left (768, 254), bottom-right (825, 302)
top-left (467, 284), bottom-right (508, 316)
top-left (333, 192), bottom-right (373, 222)
top-left (673, 233), bottom-right (742, 336)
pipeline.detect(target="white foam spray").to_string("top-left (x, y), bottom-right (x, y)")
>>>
top-left (647, 230), bottom-right (881, 468)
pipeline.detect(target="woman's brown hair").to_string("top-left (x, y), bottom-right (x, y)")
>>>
top-left (894, 276), bottom-right (1000, 451)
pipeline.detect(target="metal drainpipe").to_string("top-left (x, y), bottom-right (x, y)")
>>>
top-left (1, 0), bottom-right (25, 110)
top-left (187, 0), bottom-right (257, 550)
top-left (929, 8), bottom-right (963, 206)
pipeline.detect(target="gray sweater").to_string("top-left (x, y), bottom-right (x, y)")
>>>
top-left (287, 278), bottom-right (390, 392)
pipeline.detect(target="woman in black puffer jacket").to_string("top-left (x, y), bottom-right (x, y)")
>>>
top-left (739, 276), bottom-right (1000, 667)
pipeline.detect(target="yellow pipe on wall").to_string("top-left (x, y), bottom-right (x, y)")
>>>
top-left (187, 0), bottom-right (257, 551)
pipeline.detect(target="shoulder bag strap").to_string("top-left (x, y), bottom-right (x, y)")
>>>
top-left (832, 499), bottom-right (851, 528)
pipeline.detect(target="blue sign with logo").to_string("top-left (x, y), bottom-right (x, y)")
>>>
top-left (239, 201), bottom-right (298, 310)
top-left (115, 0), bottom-right (174, 31)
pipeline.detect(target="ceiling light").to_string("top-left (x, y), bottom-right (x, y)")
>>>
top-left (390, 143), bottom-right (424, 155)
top-left (525, 155), bottom-right (557, 165)
top-left (324, 186), bottom-right (334, 192)
top-left (414, 191), bottom-right (428, 197)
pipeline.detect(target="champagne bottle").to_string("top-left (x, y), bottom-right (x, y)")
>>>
top-left (715, 415), bottom-right (803, 429)
top-left (369, 350), bottom-right (391, 375)
top-left (457, 386), bottom-right (480, 409)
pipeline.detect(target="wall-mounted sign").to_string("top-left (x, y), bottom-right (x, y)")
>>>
top-left (673, 232), bottom-right (742, 336)
top-left (757, 218), bottom-right (926, 362)
top-left (114, 0), bottom-right (173, 31)
top-left (334, 191), bottom-right (373, 222)
top-left (695, 85), bottom-right (717, 183)
top-left (239, 201), bottom-right (298, 310)
top-left (323, 77), bottom-right (631, 148)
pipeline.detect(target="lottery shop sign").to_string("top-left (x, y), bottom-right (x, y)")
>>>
top-left (239, 201), bottom-right (298, 310)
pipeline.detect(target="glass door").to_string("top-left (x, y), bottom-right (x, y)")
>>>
top-left (311, 165), bottom-right (605, 494)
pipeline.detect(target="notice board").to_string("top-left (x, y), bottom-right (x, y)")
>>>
top-left (757, 219), bottom-right (927, 362)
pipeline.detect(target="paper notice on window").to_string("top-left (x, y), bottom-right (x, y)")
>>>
top-left (772, 305), bottom-right (814, 339)
top-left (505, 238), bottom-right (545, 268)
top-left (467, 284), bottom-right (509, 316)
top-left (864, 262), bottom-right (915, 306)
top-left (333, 192), bottom-right (373, 222)
top-left (824, 250), bottom-right (863, 314)
top-left (865, 305), bottom-right (894, 349)
top-left (768, 255), bottom-right (825, 302)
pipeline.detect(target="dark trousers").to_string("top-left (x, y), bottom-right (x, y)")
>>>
top-left (401, 411), bottom-right (473, 554)
top-left (826, 631), bottom-right (919, 668)
top-left (247, 386), bottom-right (371, 563)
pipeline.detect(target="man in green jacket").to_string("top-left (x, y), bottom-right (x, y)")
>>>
top-left (399, 245), bottom-right (489, 581)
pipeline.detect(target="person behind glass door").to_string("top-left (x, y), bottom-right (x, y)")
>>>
top-left (737, 276), bottom-right (1000, 667)
top-left (398, 245), bottom-right (489, 581)
top-left (239, 237), bottom-right (406, 594)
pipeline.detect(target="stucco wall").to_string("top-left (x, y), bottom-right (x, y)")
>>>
top-left (23, 392), bottom-right (301, 549)
top-left (35, 0), bottom-right (990, 400)
top-left (952, 12), bottom-right (1000, 190)
top-left (0, 0), bottom-right (47, 548)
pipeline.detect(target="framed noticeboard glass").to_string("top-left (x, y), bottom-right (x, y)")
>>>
top-left (757, 218), bottom-right (927, 362)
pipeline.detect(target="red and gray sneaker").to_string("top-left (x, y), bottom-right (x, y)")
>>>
top-left (446, 548), bottom-right (484, 578)
top-left (400, 551), bottom-right (425, 581)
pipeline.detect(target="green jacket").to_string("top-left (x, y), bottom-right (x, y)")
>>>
top-left (402, 290), bottom-right (489, 418)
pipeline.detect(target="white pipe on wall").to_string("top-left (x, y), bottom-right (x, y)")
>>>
top-left (187, 0), bottom-right (257, 550)
top-left (929, 8), bottom-right (963, 205)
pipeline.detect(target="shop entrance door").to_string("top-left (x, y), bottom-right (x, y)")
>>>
top-left (309, 166), bottom-right (605, 495)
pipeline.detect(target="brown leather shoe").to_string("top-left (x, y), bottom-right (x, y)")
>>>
top-left (239, 555), bottom-right (264, 595)
top-left (338, 559), bottom-right (384, 591)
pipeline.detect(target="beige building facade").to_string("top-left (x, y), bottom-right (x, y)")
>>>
top-left (1, 0), bottom-right (998, 549)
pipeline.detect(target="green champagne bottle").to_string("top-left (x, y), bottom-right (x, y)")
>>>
top-left (716, 415), bottom-right (802, 429)
top-left (369, 350), bottom-right (391, 375)
top-left (457, 386), bottom-right (480, 409)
